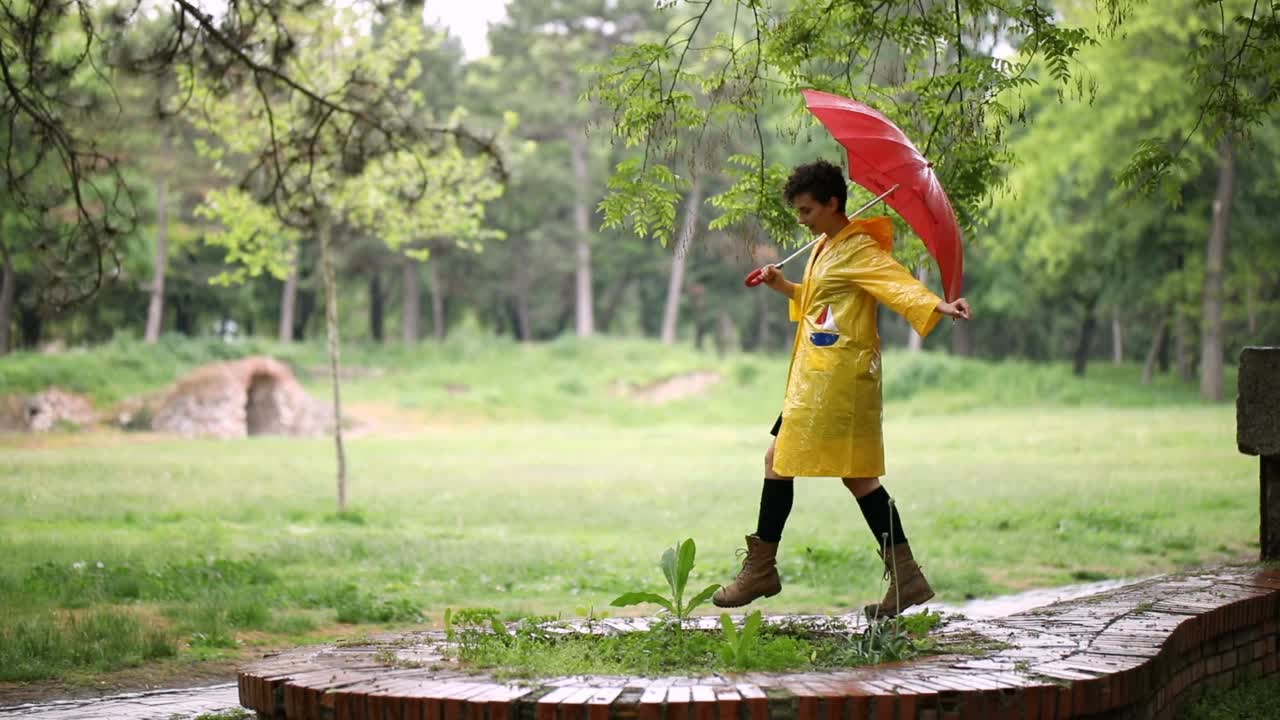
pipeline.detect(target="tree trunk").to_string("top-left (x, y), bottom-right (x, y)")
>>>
top-left (1199, 135), bottom-right (1234, 402)
top-left (144, 171), bottom-right (169, 343)
top-left (568, 131), bottom-right (595, 337)
top-left (1246, 274), bottom-right (1258, 334)
top-left (1174, 308), bottom-right (1193, 381)
top-left (295, 288), bottom-right (315, 341)
top-left (714, 309), bottom-right (738, 358)
top-left (0, 242), bottom-right (13, 355)
top-left (279, 250), bottom-right (299, 342)
top-left (660, 178), bottom-right (704, 345)
top-left (747, 287), bottom-right (771, 352)
top-left (402, 258), bottom-right (420, 345)
top-left (597, 269), bottom-right (632, 333)
top-left (18, 303), bottom-right (41, 348)
top-left (319, 214), bottom-right (349, 514)
top-left (1111, 306), bottom-right (1124, 364)
top-left (951, 315), bottom-right (974, 357)
top-left (1158, 318), bottom-right (1171, 373)
top-left (1142, 316), bottom-right (1169, 385)
top-left (907, 266), bottom-right (928, 352)
top-left (1073, 297), bottom-right (1099, 377)
top-left (691, 292), bottom-right (707, 350)
top-left (511, 239), bottom-right (532, 341)
top-left (427, 258), bottom-right (447, 341)
top-left (173, 296), bottom-right (194, 336)
top-left (368, 270), bottom-right (384, 343)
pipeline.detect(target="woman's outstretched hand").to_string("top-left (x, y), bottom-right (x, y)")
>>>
top-left (937, 298), bottom-right (972, 321)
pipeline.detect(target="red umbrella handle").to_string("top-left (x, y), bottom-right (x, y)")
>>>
top-left (744, 268), bottom-right (766, 287)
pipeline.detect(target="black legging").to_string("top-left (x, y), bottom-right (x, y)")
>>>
top-left (754, 479), bottom-right (908, 547)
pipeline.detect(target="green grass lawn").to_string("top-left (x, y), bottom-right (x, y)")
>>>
top-left (0, 336), bottom-right (1256, 684)
top-left (0, 408), bottom-right (1255, 680)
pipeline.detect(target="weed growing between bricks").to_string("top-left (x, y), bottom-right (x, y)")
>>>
top-left (427, 608), bottom-right (948, 678)
top-left (416, 540), bottom-right (965, 679)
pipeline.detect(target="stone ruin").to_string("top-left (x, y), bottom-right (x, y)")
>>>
top-left (0, 388), bottom-right (98, 432)
top-left (151, 356), bottom-right (333, 438)
top-left (0, 356), bottom-right (332, 437)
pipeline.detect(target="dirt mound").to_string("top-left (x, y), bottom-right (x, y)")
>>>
top-left (152, 356), bottom-right (332, 438)
top-left (613, 370), bottom-right (722, 404)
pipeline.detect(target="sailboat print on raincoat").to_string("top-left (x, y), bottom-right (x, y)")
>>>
top-left (809, 305), bottom-right (840, 347)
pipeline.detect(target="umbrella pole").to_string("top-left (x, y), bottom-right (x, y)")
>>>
top-left (745, 184), bottom-right (900, 287)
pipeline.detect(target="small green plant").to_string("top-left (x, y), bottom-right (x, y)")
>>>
top-left (898, 609), bottom-right (942, 636)
top-left (610, 538), bottom-right (719, 624)
top-left (719, 610), bottom-right (762, 668)
top-left (829, 616), bottom-right (930, 666)
top-left (575, 604), bottom-right (610, 633)
top-left (429, 597), bottom-right (949, 677)
top-left (444, 607), bottom-right (509, 660)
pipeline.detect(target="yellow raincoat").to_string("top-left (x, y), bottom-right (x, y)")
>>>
top-left (773, 217), bottom-right (943, 479)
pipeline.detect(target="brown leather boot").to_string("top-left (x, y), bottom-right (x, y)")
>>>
top-left (863, 542), bottom-right (934, 620)
top-left (712, 535), bottom-right (782, 608)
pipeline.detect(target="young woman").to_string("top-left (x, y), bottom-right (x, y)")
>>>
top-left (712, 160), bottom-right (972, 619)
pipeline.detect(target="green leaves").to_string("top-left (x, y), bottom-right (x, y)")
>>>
top-left (590, 0), bottom-right (1180, 249)
top-left (609, 592), bottom-right (675, 614)
top-left (610, 538), bottom-right (719, 622)
top-left (334, 145), bottom-right (506, 252)
top-left (685, 584), bottom-right (720, 617)
top-left (718, 610), bottom-right (763, 667)
top-left (707, 155), bottom-right (797, 244)
top-left (185, 3), bottom-right (509, 280)
top-left (195, 188), bottom-right (299, 286)
top-left (659, 546), bottom-right (680, 600)
top-left (598, 159), bottom-right (684, 246)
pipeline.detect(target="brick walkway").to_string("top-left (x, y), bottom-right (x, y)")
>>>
top-left (0, 581), bottom-right (1126, 720)
top-left (2, 569), bottom-right (1273, 720)
top-left (238, 566), bottom-right (1280, 720)
top-left (0, 684), bottom-right (239, 720)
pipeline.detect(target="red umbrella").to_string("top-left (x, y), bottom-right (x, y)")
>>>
top-left (800, 89), bottom-right (964, 301)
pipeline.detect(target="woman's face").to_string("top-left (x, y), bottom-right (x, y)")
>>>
top-left (790, 192), bottom-right (842, 234)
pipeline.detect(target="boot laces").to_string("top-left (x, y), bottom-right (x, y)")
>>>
top-left (879, 548), bottom-right (896, 584)
top-left (734, 547), bottom-right (752, 576)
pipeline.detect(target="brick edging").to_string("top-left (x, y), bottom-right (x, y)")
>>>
top-left (238, 565), bottom-right (1280, 719)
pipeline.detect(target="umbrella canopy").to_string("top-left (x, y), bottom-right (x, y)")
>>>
top-left (801, 89), bottom-right (964, 301)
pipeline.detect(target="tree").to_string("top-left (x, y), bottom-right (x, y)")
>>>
top-left (1, 0), bottom-right (505, 311)
top-left (983, 0), bottom-right (1280, 386)
top-left (593, 0), bottom-right (1103, 250)
top-left (484, 0), bottom-right (663, 339)
top-left (188, 5), bottom-right (506, 512)
top-left (591, 1), bottom-right (1278, 374)
top-left (1109, 0), bottom-right (1276, 401)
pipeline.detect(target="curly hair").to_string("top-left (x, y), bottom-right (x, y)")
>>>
top-left (783, 159), bottom-right (847, 212)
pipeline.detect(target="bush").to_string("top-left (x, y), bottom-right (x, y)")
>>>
top-left (0, 610), bottom-right (177, 681)
top-left (334, 586), bottom-right (424, 624)
top-left (24, 557), bottom-right (279, 606)
top-left (1180, 676), bottom-right (1280, 720)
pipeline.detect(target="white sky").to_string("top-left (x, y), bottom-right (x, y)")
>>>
top-left (427, 0), bottom-right (510, 61)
